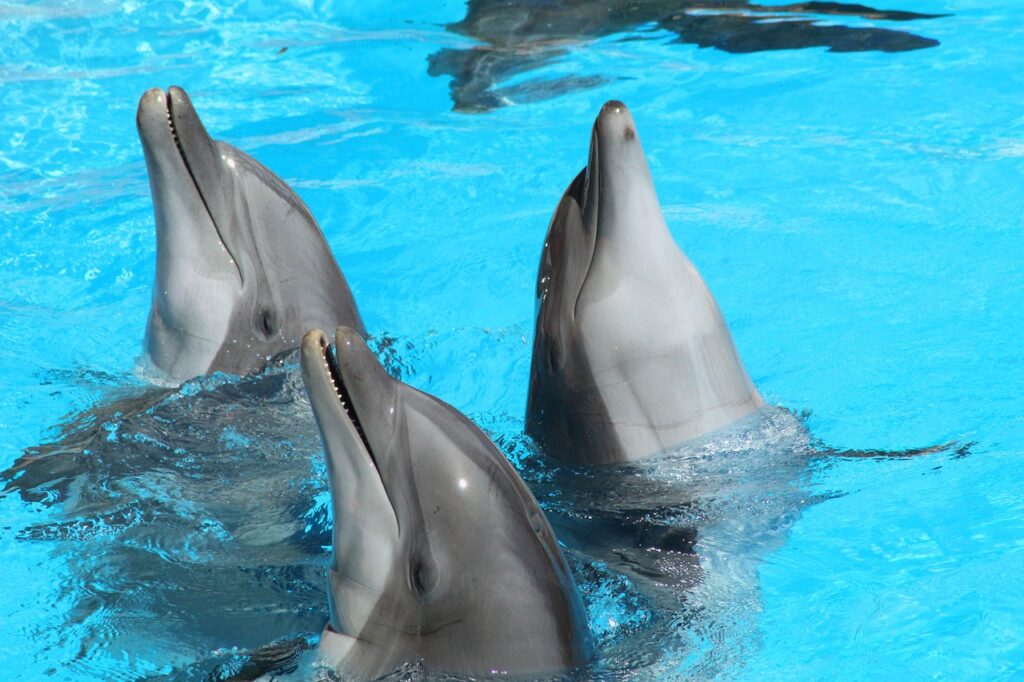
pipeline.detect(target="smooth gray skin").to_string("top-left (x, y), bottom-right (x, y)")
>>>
top-left (136, 86), bottom-right (364, 383)
top-left (527, 101), bottom-right (763, 465)
top-left (300, 327), bottom-right (592, 679)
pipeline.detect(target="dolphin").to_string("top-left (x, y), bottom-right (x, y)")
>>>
top-left (136, 86), bottom-right (363, 382)
top-left (527, 101), bottom-right (763, 465)
top-left (300, 327), bottom-right (591, 679)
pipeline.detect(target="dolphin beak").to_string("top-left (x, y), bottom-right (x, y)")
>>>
top-left (590, 100), bottom-right (644, 191)
top-left (163, 87), bottom-right (234, 234)
top-left (594, 99), bottom-right (636, 140)
top-left (137, 88), bottom-right (190, 190)
top-left (136, 86), bottom-right (239, 273)
top-left (301, 329), bottom-right (375, 468)
top-left (585, 99), bottom-right (660, 245)
top-left (302, 326), bottom-right (406, 526)
top-left (300, 329), bottom-right (400, 636)
top-left (136, 87), bottom-right (218, 189)
top-left (301, 327), bottom-right (396, 503)
top-left (579, 101), bottom-right (639, 235)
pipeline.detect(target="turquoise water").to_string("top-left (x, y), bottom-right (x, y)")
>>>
top-left (1, 1), bottom-right (1022, 679)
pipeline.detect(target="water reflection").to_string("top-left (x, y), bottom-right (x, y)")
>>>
top-left (4, 350), bottom-right (963, 679)
top-left (1, 343), bottom-right (411, 680)
top-left (428, 0), bottom-right (948, 111)
top-left (494, 406), bottom-right (964, 677)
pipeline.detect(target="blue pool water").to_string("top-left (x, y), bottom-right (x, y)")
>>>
top-left (1, 0), bottom-right (1022, 679)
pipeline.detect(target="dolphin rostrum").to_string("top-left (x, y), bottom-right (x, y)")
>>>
top-left (136, 87), bottom-right (363, 382)
top-left (527, 101), bottom-right (763, 464)
top-left (300, 327), bottom-right (591, 679)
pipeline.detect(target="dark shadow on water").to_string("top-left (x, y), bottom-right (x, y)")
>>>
top-left (428, 0), bottom-right (950, 111)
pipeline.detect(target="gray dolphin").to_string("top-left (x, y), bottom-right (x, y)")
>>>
top-left (300, 327), bottom-right (591, 679)
top-left (527, 101), bottom-right (763, 465)
top-left (136, 87), bottom-right (363, 382)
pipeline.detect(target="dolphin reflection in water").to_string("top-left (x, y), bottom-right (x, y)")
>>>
top-left (428, 0), bottom-right (948, 111)
top-left (1, 352), bottom-right (963, 679)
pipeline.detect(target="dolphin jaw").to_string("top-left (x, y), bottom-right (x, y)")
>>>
top-left (164, 88), bottom-right (242, 280)
top-left (138, 87), bottom-right (242, 285)
top-left (582, 100), bottom-right (677, 276)
top-left (164, 88), bottom-right (203, 188)
top-left (301, 329), bottom-right (402, 642)
top-left (301, 329), bottom-right (400, 508)
top-left (317, 333), bottom-right (375, 460)
top-left (165, 93), bottom-right (186, 162)
top-left (138, 88), bottom-right (199, 182)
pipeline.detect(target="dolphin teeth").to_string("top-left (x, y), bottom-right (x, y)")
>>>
top-left (320, 342), bottom-right (371, 453)
top-left (164, 94), bottom-right (187, 160)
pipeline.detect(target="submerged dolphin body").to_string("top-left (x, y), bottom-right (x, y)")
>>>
top-left (136, 87), bottom-right (363, 382)
top-left (428, 0), bottom-right (948, 111)
top-left (527, 101), bottom-right (762, 465)
top-left (300, 327), bottom-right (591, 679)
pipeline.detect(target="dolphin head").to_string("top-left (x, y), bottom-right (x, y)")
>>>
top-left (527, 101), bottom-right (762, 464)
top-left (136, 87), bottom-right (363, 382)
top-left (300, 327), bottom-right (590, 677)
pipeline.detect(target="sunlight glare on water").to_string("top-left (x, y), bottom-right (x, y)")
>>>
top-left (0, 0), bottom-right (1022, 680)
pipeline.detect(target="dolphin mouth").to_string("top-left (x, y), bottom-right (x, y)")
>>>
top-left (139, 86), bottom-right (242, 282)
top-left (164, 93), bottom-right (187, 162)
top-left (317, 334), bottom-right (376, 466)
top-left (163, 90), bottom-right (201, 196)
top-left (163, 89), bottom-right (238, 270)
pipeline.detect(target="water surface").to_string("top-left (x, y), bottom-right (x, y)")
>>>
top-left (1, 1), bottom-right (1022, 679)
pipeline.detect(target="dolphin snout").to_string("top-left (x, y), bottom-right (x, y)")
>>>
top-left (138, 87), bottom-right (166, 109)
top-left (136, 87), bottom-right (168, 132)
top-left (167, 86), bottom-right (194, 117)
top-left (301, 328), bottom-right (329, 353)
top-left (601, 99), bottom-right (629, 115)
top-left (596, 100), bottom-right (637, 142)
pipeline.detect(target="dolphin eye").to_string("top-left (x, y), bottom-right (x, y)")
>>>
top-left (410, 557), bottom-right (438, 598)
top-left (259, 309), bottom-right (276, 337)
top-left (547, 345), bottom-right (559, 371)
